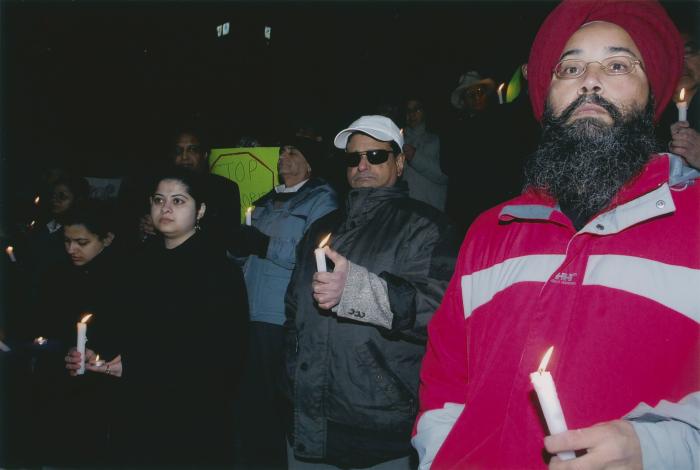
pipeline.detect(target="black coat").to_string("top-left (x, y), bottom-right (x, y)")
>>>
top-left (284, 184), bottom-right (458, 467)
top-left (105, 232), bottom-right (249, 466)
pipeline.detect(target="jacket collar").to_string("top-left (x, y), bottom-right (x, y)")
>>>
top-left (499, 154), bottom-right (696, 234)
top-left (344, 184), bottom-right (407, 224)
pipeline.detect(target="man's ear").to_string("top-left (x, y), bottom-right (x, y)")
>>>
top-left (197, 203), bottom-right (207, 221)
top-left (395, 152), bottom-right (406, 177)
top-left (103, 232), bottom-right (115, 247)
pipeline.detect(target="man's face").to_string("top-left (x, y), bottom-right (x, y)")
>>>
top-left (547, 21), bottom-right (650, 126)
top-left (173, 133), bottom-right (206, 172)
top-left (278, 145), bottom-right (310, 184)
top-left (346, 134), bottom-right (405, 189)
top-left (405, 100), bottom-right (425, 128)
top-left (678, 33), bottom-right (700, 95)
top-left (462, 85), bottom-right (489, 112)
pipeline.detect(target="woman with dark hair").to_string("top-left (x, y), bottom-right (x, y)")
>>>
top-left (67, 167), bottom-right (248, 467)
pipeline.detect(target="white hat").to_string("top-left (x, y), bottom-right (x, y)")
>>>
top-left (333, 115), bottom-right (404, 151)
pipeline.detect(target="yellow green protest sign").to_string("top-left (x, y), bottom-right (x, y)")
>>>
top-left (209, 147), bottom-right (279, 222)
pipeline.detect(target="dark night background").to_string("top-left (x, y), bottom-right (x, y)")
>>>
top-left (0, 0), bottom-right (697, 226)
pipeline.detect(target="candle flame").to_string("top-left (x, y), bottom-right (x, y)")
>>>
top-left (34, 195), bottom-right (40, 205)
top-left (246, 206), bottom-right (253, 214)
top-left (34, 336), bottom-right (47, 345)
top-left (5, 246), bottom-right (13, 255)
top-left (80, 313), bottom-right (93, 324)
top-left (318, 233), bottom-right (331, 249)
top-left (29, 220), bottom-right (36, 228)
top-left (680, 88), bottom-right (685, 102)
top-left (94, 354), bottom-right (100, 362)
top-left (498, 83), bottom-right (505, 93)
top-left (400, 128), bottom-right (404, 136)
top-left (537, 346), bottom-right (554, 373)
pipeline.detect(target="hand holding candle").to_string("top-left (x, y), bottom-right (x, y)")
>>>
top-left (314, 233), bottom-right (331, 272)
top-left (677, 88), bottom-right (688, 122)
top-left (245, 206), bottom-right (253, 226)
top-left (76, 313), bottom-right (92, 375)
top-left (530, 346), bottom-right (575, 461)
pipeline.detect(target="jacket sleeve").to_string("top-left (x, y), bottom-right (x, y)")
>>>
top-left (265, 189), bottom-right (338, 270)
top-left (625, 391), bottom-right (700, 470)
top-left (411, 238), bottom-right (471, 469)
top-left (378, 220), bottom-right (458, 341)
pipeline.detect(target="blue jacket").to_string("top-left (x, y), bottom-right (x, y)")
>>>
top-left (244, 178), bottom-right (338, 325)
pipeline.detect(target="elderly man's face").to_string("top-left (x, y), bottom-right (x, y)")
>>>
top-left (173, 133), bottom-right (206, 173)
top-left (547, 21), bottom-right (649, 126)
top-left (346, 134), bottom-right (404, 189)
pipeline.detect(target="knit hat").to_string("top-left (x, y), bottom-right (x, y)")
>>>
top-left (280, 135), bottom-right (325, 173)
top-left (527, 0), bottom-right (684, 122)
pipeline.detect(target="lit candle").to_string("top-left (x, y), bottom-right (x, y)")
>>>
top-left (76, 313), bottom-right (92, 375)
top-left (314, 233), bottom-right (331, 272)
top-left (29, 220), bottom-right (36, 229)
top-left (677, 88), bottom-right (687, 122)
top-left (5, 246), bottom-right (16, 263)
top-left (245, 206), bottom-right (253, 226)
top-left (530, 346), bottom-right (575, 461)
top-left (33, 336), bottom-right (47, 346)
top-left (497, 83), bottom-right (505, 105)
top-left (90, 354), bottom-right (105, 367)
top-left (34, 195), bottom-right (40, 206)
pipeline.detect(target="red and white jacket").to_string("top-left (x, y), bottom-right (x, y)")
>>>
top-left (413, 155), bottom-right (700, 469)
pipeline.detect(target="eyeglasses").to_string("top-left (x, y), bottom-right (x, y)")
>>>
top-left (464, 87), bottom-right (486, 98)
top-left (553, 56), bottom-right (643, 79)
top-left (344, 149), bottom-right (393, 167)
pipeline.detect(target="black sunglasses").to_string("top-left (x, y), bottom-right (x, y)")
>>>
top-left (344, 149), bottom-right (394, 167)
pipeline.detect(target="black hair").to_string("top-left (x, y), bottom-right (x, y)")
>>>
top-left (347, 131), bottom-right (402, 156)
top-left (58, 199), bottom-right (115, 240)
top-left (170, 127), bottom-right (210, 155)
top-left (151, 166), bottom-right (206, 211)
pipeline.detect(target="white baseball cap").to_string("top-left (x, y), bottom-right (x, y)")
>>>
top-left (333, 115), bottom-right (404, 151)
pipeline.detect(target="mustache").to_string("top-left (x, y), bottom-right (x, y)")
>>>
top-left (558, 94), bottom-right (622, 123)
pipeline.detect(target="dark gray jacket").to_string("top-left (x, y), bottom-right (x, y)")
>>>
top-left (283, 184), bottom-right (458, 468)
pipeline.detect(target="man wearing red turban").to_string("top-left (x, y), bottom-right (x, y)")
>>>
top-left (413, 0), bottom-right (700, 468)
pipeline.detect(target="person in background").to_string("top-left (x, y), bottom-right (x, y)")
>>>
top-left (414, 0), bottom-right (699, 468)
top-left (68, 168), bottom-right (248, 467)
top-left (668, 30), bottom-right (700, 169)
top-left (401, 97), bottom-right (448, 211)
top-left (230, 135), bottom-right (338, 469)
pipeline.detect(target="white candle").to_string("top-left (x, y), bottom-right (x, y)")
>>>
top-left (315, 233), bottom-right (331, 272)
top-left (245, 206), bottom-right (253, 226)
top-left (76, 313), bottom-right (92, 375)
top-left (498, 83), bottom-right (505, 105)
top-left (677, 88), bottom-right (687, 122)
top-left (5, 246), bottom-right (16, 263)
top-left (530, 346), bottom-right (576, 461)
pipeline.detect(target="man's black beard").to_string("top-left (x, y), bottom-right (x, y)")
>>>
top-left (523, 94), bottom-right (659, 225)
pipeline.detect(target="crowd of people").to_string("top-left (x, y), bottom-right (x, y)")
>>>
top-left (1, 0), bottom-right (699, 469)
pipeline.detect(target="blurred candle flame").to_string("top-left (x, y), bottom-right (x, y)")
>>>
top-left (6, 246), bottom-right (13, 256)
top-left (34, 196), bottom-right (40, 205)
top-left (318, 233), bottom-right (331, 249)
top-left (80, 313), bottom-right (93, 324)
top-left (680, 88), bottom-right (686, 102)
top-left (537, 346), bottom-right (554, 373)
top-left (34, 336), bottom-right (47, 345)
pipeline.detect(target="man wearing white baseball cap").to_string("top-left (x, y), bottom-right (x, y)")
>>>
top-left (282, 115), bottom-right (458, 469)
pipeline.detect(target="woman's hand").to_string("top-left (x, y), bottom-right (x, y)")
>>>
top-left (65, 348), bottom-right (123, 378)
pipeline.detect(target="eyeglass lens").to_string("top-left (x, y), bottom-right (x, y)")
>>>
top-left (345, 150), bottom-right (392, 167)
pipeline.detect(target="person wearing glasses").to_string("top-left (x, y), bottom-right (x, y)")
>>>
top-left (283, 115), bottom-right (458, 469)
top-left (414, 1), bottom-right (699, 469)
top-left (401, 97), bottom-right (448, 211)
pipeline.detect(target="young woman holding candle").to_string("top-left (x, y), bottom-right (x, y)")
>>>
top-left (66, 167), bottom-right (248, 467)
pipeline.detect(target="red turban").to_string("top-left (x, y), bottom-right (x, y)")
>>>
top-left (527, 0), bottom-right (684, 122)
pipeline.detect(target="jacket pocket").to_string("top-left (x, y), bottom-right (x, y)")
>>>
top-left (355, 340), bottom-right (418, 418)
